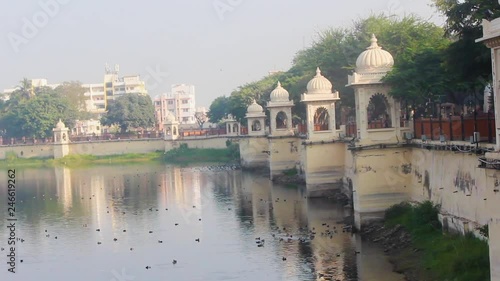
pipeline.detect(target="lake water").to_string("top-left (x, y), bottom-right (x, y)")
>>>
top-left (0, 164), bottom-right (404, 281)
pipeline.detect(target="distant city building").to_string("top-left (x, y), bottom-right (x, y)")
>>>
top-left (72, 119), bottom-right (102, 136)
top-left (84, 64), bottom-right (148, 114)
top-left (154, 84), bottom-right (196, 130)
top-left (268, 70), bottom-right (283, 76)
top-left (1, 64), bottom-right (148, 114)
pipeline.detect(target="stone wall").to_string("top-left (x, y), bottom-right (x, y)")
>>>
top-left (350, 147), bottom-right (413, 229)
top-left (0, 137), bottom-right (230, 160)
top-left (300, 141), bottom-right (346, 197)
top-left (70, 139), bottom-right (165, 156)
top-left (268, 136), bottom-right (301, 179)
top-left (409, 149), bottom-right (500, 232)
top-left (0, 144), bottom-right (54, 159)
top-left (239, 136), bottom-right (269, 170)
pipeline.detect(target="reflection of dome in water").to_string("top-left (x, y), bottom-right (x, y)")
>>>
top-left (355, 34), bottom-right (394, 73)
top-left (306, 67), bottom-right (333, 94)
top-left (270, 81), bottom-right (290, 102)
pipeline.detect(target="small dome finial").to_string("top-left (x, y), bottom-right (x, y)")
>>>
top-left (316, 67), bottom-right (321, 76)
top-left (368, 34), bottom-right (380, 49)
top-left (277, 81), bottom-right (281, 88)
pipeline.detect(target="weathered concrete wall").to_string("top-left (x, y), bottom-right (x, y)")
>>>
top-left (54, 143), bottom-right (69, 159)
top-left (300, 142), bottom-right (346, 197)
top-left (409, 149), bottom-right (494, 229)
top-left (342, 146), bottom-right (355, 200)
top-left (351, 147), bottom-right (412, 229)
top-left (164, 137), bottom-right (229, 152)
top-left (182, 137), bottom-right (229, 149)
top-left (0, 144), bottom-right (54, 159)
top-left (239, 137), bottom-right (269, 170)
top-left (268, 136), bottom-right (300, 179)
top-left (70, 139), bottom-right (165, 156)
top-left (411, 148), bottom-right (487, 228)
top-left (0, 137), bottom-right (230, 159)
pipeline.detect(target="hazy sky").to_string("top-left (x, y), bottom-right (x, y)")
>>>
top-left (0, 0), bottom-right (444, 107)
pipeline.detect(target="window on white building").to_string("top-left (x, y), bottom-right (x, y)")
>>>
top-left (182, 100), bottom-right (188, 104)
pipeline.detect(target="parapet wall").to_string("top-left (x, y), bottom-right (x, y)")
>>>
top-left (0, 144), bottom-right (54, 159)
top-left (0, 137), bottom-right (230, 159)
top-left (69, 139), bottom-right (165, 156)
top-left (239, 136), bottom-right (269, 170)
top-left (349, 146), bottom-right (413, 229)
top-left (268, 136), bottom-right (301, 179)
top-left (300, 141), bottom-right (346, 197)
top-left (409, 148), bottom-right (500, 231)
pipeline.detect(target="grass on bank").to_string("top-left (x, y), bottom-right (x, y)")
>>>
top-left (1, 143), bottom-right (240, 168)
top-left (50, 152), bottom-right (164, 167)
top-left (385, 201), bottom-right (490, 281)
top-left (0, 151), bottom-right (165, 168)
top-left (163, 143), bottom-right (240, 165)
top-left (0, 151), bottom-right (52, 168)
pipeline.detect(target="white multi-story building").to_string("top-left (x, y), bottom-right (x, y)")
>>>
top-left (154, 84), bottom-right (196, 130)
top-left (72, 119), bottom-right (102, 136)
top-left (85, 64), bottom-right (148, 114)
top-left (1, 65), bottom-right (148, 114)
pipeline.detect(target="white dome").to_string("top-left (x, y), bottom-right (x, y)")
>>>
top-left (355, 34), bottom-right (394, 73)
top-left (55, 119), bottom-right (66, 129)
top-left (306, 67), bottom-right (333, 94)
top-left (165, 112), bottom-right (176, 123)
top-left (270, 81), bottom-right (290, 102)
top-left (247, 99), bottom-right (263, 114)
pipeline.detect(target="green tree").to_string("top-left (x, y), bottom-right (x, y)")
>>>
top-left (208, 15), bottom-right (448, 122)
top-left (18, 78), bottom-right (33, 100)
top-left (432, 0), bottom-right (497, 100)
top-left (383, 47), bottom-right (450, 116)
top-left (5, 78), bottom-right (34, 109)
top-left (100, 93), bottom-right (155, 133)
top-left (431, 0), bottom-right (500, 37)
top-left (0, 89), bottom-right (78, 138)
top-left (207, 96), bottom-right (229, 123)
top-left (194, 109), bottom-right (208, 129)
top-left (54, 81), bottom-right (87, 112)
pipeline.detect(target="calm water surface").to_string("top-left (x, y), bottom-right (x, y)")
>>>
top-left (0, 164), bottom-right (403, 281)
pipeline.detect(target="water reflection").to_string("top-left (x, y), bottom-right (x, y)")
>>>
top-left (0, 165), bottom-right (403, 281)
